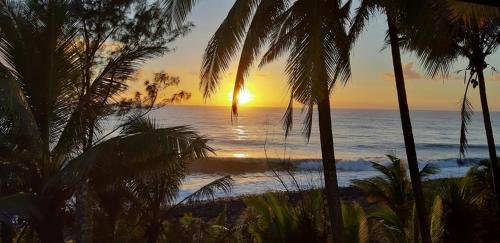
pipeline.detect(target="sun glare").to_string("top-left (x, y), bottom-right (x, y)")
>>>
top-left (228, 89), bottom-right (253, 105)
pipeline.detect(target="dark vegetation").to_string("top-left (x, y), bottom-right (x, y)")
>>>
top-left (0, 0), bottom-right (499, 242)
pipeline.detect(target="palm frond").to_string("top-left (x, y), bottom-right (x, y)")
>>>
top-left (302, 101), bottom-right (314, 140)
top-left (0, 0), bottom-right (82, 176)
top-left (348, 0), bottom-right (377, 45)
top-left (259, 0), bottom-right (351, 139)
top-left (52, 46), bottom-right (166, 163)
top-left (0, 193), bottom-right (39, 223)
top-left (342, 203), bottom-right (369, 243)
top-left (419, 163), bottom-right (440, 177)
top-left (430, 196), bottom-right (444, 242)
top-left (121, 116), bottom-right (158, 134)
top-left (458, 76), bottom-right (473, 164)
top-left (0, 64), bottom-right (41, 155)
top-left (45, 126), bottom-right (213, 194)
top-left (200, 0), bottom-right (259, 100)
top-left (163, 0), bottom-right (199, 29)
top-left (282, 95), bottom-right (294, 138)
top-left (368, 207), bottom-right (407, 242)
top-left (231, 0), bottom-right (288, 116)
top-left (178, 175), bottom-right (233, 204)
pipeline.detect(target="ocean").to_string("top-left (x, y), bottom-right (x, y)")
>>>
top-left (106, 106), bottom-right (500, 199)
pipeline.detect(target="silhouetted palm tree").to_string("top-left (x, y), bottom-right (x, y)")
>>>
top-left (349, 1), bottom-right (433, 242)
top-left (404, 0), bottom-right (500, 208)
top-left (0, 1), bottom-right (211, 242)
top-left (165, 0), bottom-right (352, 241)
top-left (93, 115), bottom-right (233, 242)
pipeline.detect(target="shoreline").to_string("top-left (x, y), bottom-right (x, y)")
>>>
top-left (172, 178), bottom-right (457, 225)
top-left (172, 186), bottom-right (366, 225)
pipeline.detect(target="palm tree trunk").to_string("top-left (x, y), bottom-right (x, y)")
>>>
top-left (317, 86), bottom-right (344, 243)
top-left (477, 69), bottom-right (500, 207)
top-left (76, 181), bottom-right (93, 243)
top-left (145, 221), bottom-right (162, 243)
top-left (1, 223), bottom-right (13, 243)
top-left (76, 122), bottom-right (96, 243)
top-left (387, 15), bottom-right (432, 243)
top-left (34, 211), bottom-right (65, 243)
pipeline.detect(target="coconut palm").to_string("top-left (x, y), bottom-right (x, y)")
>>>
top-left (0, 1), bottom-right (211, 242)
top-left (165, 0), bottom-right (352, 241)
top-left (430, 180), bottom-right (485, 242)
top-left (403, 0), bottom-right (500, 208)
top-left (352, 155), bottom-right (438, 242)
top-left (244, 192), bottom-right (324, 243)
top-left (348, 1), bottom-right (434, 242)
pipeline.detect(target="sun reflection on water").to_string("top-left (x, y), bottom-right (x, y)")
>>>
top-left (233, 153), bottom-right (248, 158)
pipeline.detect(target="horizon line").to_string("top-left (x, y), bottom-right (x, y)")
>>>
top-left (163, 104), bottom-right (499, 113)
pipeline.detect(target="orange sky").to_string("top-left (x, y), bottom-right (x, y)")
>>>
top-left (137, 0), bottom-right (500, 111)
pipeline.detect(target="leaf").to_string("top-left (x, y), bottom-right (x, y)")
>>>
top-left (45, 126), bottom-right (213, 194)
top-left (430, 196), bottom-right (444, 242)
top-left (176, 176), bottom-right (233, 205)
top-left (52, 47), bottom-right (166, 164)
top-left (200, 0), bottom-right (259, 100)
top-left (121, 116), bottom-right (158, 134)
top-left (0, 65), bottom-right (42, 155)
top-left (419, 163), bottom-right (440, 178)
top-left (231, 0), bottom-right (288, 117)
top-left (0, 193), bottom-right (39, 223)
top-left (163, 0), bottom-right (199, 29)
top-left (342, 202), bottom-right (369, 243)
top-left (458, 78), bottom-right (473, 164)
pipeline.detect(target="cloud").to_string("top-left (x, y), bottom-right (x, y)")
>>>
top-left (446, 73), bottom-right (500, 82)
top-left (382, 62), bottom-right (422, 81)
top-left (489, 74), bottom-right (500, 81)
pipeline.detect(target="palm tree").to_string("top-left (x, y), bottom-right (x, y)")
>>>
top-left (403, 0), bottom-right (500, 208)
top-left (348, 1), bottom-right (434, 242)
top-left (165, 0), bottom-right (352, 241)
top-left (352, 155), bottom-right (438, 242)
top-left (91, 115), bottom-right (233, 242)
top-left (0, 1), bottom-right (211, 242)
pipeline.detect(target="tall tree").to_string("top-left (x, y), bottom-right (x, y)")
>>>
top-left (349, 1), bottom-right (432, 242)
top-left (404, 0), bottom-right (500, 207)
top-left (0, 1), bottom-right (208, 242)
top-left (65, 1), bottom-right (192, 241)
top-left (165, 0), bottom-right (352, 241)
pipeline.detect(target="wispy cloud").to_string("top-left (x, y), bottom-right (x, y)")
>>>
top-left (382, 62), bottom-right (422, 81)
top-left (489, 74), bottom-right (500, 81)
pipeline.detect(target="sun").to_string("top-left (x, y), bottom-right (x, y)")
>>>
top-left (228, 89), bottom-right (253, 104)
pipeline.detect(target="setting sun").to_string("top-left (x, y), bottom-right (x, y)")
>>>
top-left (228, 89), bottom-right (253, 104)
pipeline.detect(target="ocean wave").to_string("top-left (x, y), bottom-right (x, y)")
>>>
top-left (353, 143), bottom-right (500, 151)
top-left (416, 143), bottom-right (500, 150)
top-left (297, 157), bottom-right (481, 171)
top-left (189, 156), bottom-right (483, 174)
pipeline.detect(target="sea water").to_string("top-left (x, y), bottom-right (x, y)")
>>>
top-left (104, 106), bottom-right (500, 199)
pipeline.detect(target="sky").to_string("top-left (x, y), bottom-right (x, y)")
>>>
top-left (141, 0), bottom-right (500, 111)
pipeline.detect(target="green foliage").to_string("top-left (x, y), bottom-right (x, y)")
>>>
top-left (352, 155), bottom-right (440, 243)
top-left (0, 1), bottom-right (202, 241)
top-left (429, 180), bottom-right (481, 243)
top-left (464, 159), bottom-right (495, 206)
top-left (342, 203), bottom-right (369, 243)
top-left (353, 155), bottom-right (439, 227)
top-left (244, 192), bottom-right (323, 243)
top-left (163, 209), bottom-right (244, 243)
